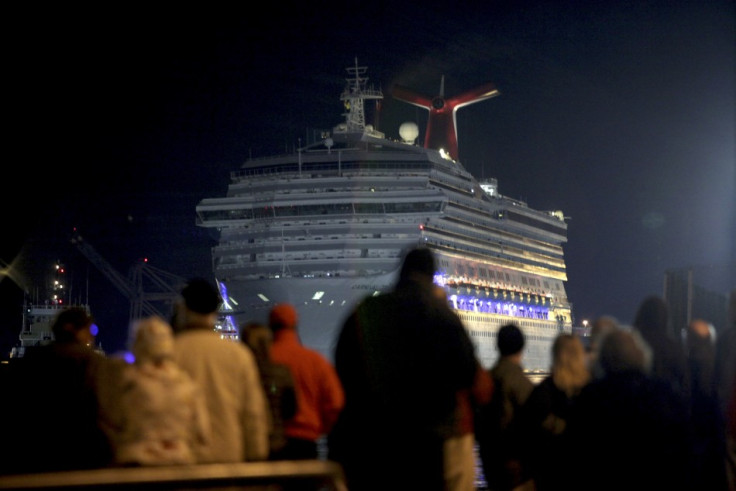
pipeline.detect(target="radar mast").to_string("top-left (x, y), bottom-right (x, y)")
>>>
top-left (336, 58), bottom-right (383, 135)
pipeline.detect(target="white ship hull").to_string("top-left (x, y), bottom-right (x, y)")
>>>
top-left (220, 271), bottom-right (567, 371)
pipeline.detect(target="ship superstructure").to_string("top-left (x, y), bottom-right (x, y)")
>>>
top-left (196, 60), bottom-right (572, 371)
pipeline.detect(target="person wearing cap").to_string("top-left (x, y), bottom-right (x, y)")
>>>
top-left (328, 246), bottom-right (478, 491)
top-left (1, 306), bottom-right (113, 474)
top-left (475, 323), bottom-right (535, 491)
top-left (267, 303), bottom-right (344, 460)
top-left (100, 316), bottom-right (211, 466)
top-left (172, 278), bottom-right (269, 463)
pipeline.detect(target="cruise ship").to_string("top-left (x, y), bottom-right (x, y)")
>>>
top-left (195, 60), bottom-right (572, 371)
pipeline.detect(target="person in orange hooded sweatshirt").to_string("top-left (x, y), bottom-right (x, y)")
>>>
top-left (268, 303), bottom-right (345, 460)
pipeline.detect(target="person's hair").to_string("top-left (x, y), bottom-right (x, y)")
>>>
top-left (497, 323), bottom-right (524, 356)
top-left (241, 321), bottom-right (273, 370)
top-left (633, 295), bottom-right (669, 338)
top-left (269, 304), bottom-right (299, 332)
top-left (589, 315), bottom-right (619, 353)
top-left (181, 277), bottom-right (221, 314)
top-left (131, 316), bottom-right (175, 364)
top-left (598, 329), bottom-right (652, 376)
top-left (51, 307), bottom-right (94, 343)
top-left (397, 247), bottom-right (436, 286)
top-left (551, 334), bottom-right (590, 396)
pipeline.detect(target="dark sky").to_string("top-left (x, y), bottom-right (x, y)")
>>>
top-left (3, 1), bottom-right (735, 356)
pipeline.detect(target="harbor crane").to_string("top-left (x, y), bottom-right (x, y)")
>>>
top-left (70, 231), bottom-right (186, 325)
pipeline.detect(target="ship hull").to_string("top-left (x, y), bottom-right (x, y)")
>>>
top-left (221, 271), bottom-right (563, 372)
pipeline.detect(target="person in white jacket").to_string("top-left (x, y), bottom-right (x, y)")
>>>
top-left (172, 277), bottom-right (270, 462)
top-left (103, 316), bottom-right (211, 466)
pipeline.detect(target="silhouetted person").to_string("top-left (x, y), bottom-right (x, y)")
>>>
top-left (566, 328), bottom-right (691, 490)
top-left (715, 288), bottom-right (736, 490)
top-left (633, 295), bottom-right (689, 400)
top-left (172, 277), bottom-right (269, 462)
top-left (99, 316), bottom-right (211, 466)
top-left (521, 333), bottom-right (590, 490)
top-left (268, 303), bottom-right (344, 460)
top-left (475, 323), bottom-right (535, 491)
top-left (241, 320), bottom-right (297, 459)
top-left (684, 318), bottom-right (727, 490)
top-left (1, 307), bottom-right (112, 474)
top-left (587, 315), bottom-right (619, 379)
top-left (329, 246), bottom-right (477, 491)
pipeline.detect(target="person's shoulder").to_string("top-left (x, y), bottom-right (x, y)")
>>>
top-left (302, 346), bottom-right (335, 368)
top-left (175, 329), bottom-right (223, 346)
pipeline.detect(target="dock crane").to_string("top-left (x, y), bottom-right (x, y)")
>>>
top-left (70, 231), bottom-right (239, 340)
top-left (70, 231), bottom-right (186, 325)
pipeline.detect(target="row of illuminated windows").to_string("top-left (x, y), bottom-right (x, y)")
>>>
top-left (199, 200), bottom-right (442, 222)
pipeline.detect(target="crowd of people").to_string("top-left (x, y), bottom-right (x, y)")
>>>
top-left (1, 247), bottom-right (734, 491)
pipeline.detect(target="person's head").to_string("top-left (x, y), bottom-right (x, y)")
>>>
top-left (597, 328), bottom-right (652, 376)
top-left (51, 307), bottom-right (95, 346)
top-left (684, 318), bottom-right (716, 354)
top-left (131, 316), bottom-right (175, 365)
top-left (497, 323), bottom-right (525, 358)
top-left (589, 315), bottom-right (619, 354)
top-left (174, 277), bottom-right (221, 331)
top-left (397, 246), bottom-right (436, 288)
top-left (633, 295), bottom-right (669, 340)
top-left (551, 333), bottom-right (590, 396)
top-left (269, 303), bottom-right (299, 333)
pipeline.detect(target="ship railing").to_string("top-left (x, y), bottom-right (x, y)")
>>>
top-left (0, 460), bottom-right (347, 490)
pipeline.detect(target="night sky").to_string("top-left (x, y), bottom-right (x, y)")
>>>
top-left (3, 1), bottom-right (734, 356)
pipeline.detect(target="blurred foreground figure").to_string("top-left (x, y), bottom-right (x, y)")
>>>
top-left (521, 333), bottom-right (590, 490)
top-left (172, 278), bottom-right (269, 462)
top-left (587, 315), bottom-right (619, 379)
top-left (268, 303), bottom-right (344, 460)
top-left (633, 295), bottom-right (689, 399)
top-left (99, 316), bottom-right (211, 466)
top-left (1, 307), bottom-right (112, 474)
top-left (329, 247), bottom-right (477, 491)
top-left (475, 323), bottom-right (535, 491)
top-left (566, 329), bottom-right (691, 490)
top-left (241, 321), bottom-right (298, 459)
top-left (715, 289), bottom-right (736, 491)
top-left (684, 318), bottom-right (727, 490)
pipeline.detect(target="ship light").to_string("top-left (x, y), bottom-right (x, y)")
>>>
top-left (312, 291), bottom-right (325, 300)
top-left (257, 294), bottom-right (270, 302)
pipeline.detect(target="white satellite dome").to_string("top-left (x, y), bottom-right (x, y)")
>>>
top-left (399, 122), bottom-right (419, 143)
